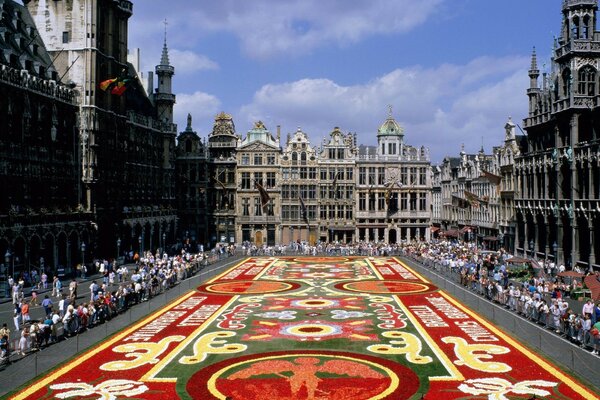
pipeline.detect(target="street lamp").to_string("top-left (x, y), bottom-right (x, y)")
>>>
top-left (116, 238), bottom-right (121, 260)
top-left (4, 250), bottom-right (10, 280)
top-left (81, 242), bottom-right (86, 271)
top-left (138, 235), bottom-right (142, 254)
top-left (529, 239), bottom-right (534, 258)
top-left (162, 232), bottom-right (166, 254)
top-left (553, 241), bottom-right (558, 261)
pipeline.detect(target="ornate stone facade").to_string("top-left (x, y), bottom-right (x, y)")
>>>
top-left (0, 0), bottom-right (88, 287)
top-left (516, 0), bottom-right (600, 270)
top-left (25, 0), bottom-right (178, 260)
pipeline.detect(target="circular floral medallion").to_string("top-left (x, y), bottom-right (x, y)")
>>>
top-left (336, 280), bottom-right (437, 295)
top-left (198, 281), bottom-right (301, 295)
top-left (187, 351), bottom-right (420, 400)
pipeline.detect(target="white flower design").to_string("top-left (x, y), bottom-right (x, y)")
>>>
top-left (458, 377), bottom-right (558, 400)
top-left (331, 310), bottom-right (371, 319)
top-left (50, 379), bottom-right (149, 400)
top-left (255, 310), bottom-right (297, 320)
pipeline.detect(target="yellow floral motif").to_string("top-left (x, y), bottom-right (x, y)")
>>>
top-left (458, 377), bottom-right (558, 399)
top-left (49, 379), bottom-right (148, 400)
top-left (179, 331), bottom-right (247, 365)
top-left (100, 336), bottom-right (185, 371)
top-left (442, 337), bottom-right (511, 373)
top-left (367, 331), bottom-right (432, 364)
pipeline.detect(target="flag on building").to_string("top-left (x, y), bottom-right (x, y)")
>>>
top-left (464, 190), bottom-right (480, 208)
top-left (213, 175), bottom-right (226, 190)
top-left (99, 78), bottom-right (118, 91)
top-left (110, 78), bottom-right (132, 96)
top-left (299, 194), bottom-right (309, 226)
top-left (255, 181), bottom-right (270, 209)
top-left (481, 170), bottom-right (501, 185)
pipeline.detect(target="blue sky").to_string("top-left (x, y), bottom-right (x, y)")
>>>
top-left (128, 0), bottom-right (565, 163)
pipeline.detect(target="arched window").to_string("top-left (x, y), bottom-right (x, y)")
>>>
top-left (562, 68), bottom-right (572, 97)
top-left (301, 152), bottom-right (307, 165)
top-left (578, 66), bottom-right (596, 96)
top-left (291, 152), bottom-right (298, 165)
top-left (185, 140), bottom-right (192, 153)
top-left (571, 16), bottom-right (580, 39)
top-left (583, 15), bottom-right (590, 39)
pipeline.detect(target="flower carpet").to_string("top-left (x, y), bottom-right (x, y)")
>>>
top-left (10, 257), bottom-right (599, 400)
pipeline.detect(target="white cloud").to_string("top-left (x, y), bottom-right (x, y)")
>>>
top-left (238, 55), bottom-right (530, 162)
top-left (174, 91), bottom-right (221, 133)
top-left (129, 0), bottom-right (444, 59)
top-left (170, 50), bottom-right (219, 74)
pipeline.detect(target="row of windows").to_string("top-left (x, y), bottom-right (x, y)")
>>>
top-left (240, 153), bottom-right (277, 166)
top-left (358, 167), bottom-right (428, 186)
top-left (280, 205), bottom-right (353, 221)
top-left (240, 172), bottom-right (277, 189)
top-left (358, 192), bottom-right (427, 212)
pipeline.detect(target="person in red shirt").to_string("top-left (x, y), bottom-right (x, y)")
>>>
top-left (21, 300), bottom-right (30, 323)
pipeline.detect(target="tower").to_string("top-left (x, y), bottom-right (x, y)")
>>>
top-left (154, 19), bottom-right (176, 125)
top-left (376, 105), bottom-right (404, 157)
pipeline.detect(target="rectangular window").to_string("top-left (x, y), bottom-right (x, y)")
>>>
top-left (329, 149), bottom-right (336, 159)
top-left (337, 149), bottom-right (344, 160)
top-left (320, 205), bottom-right (327, 219)
top-left (62, 31), bottom-right (70, 43)
top-left (242, 198), bottom-right (250, 216)
top-left (345, 209), bottom-right (353, 220)
top-left (346, 167), bottom-right (353, 181)
top-left (409, 192), bottom-right (417, 211)
top-left (254, 154), bottom-right (263, 165)
top-left (410, 167), bottom-right (417, 186)
top-left (337, 205), bottom-right (344, 219)
top-left (300, 168), bottom-right (308, 179)
top-left (320, 186), bottom-right (327, 199)
top-left (241, 172), bottom-right (251, 189)
top-left (282, 185), bottom-right (290, 199)
top-left (241, 154), bottom-right (250, 165)
top-left (282, 205), bottom-right (290, 220)
top-left (378, 167), bottom-right (385, 185)
top-left (359, 193), bottom-right (366, 211)
top-left (253, 172), bottom-right (263, 186)
top-left (267, 154), bottom-right (276, 165)
top-left (329, 168), bottom-right (337, 180)
top-left (309, 168), bottom-right (317, 180)
top-left (266, 172), bottom-right (276, 188)
top-left (359, 167), bottom-right (366, 185)
top-left (401, 167), bottom-right (408, 185)
top-left (291, 168), bottom-right (299, 180)
top-left (309, 185), bottom-right (317, 199)
top-left (254, 198), bottom-right (263, 216)
top-left (382, 143), bottom-right (386, 155)
top-left (368, 193), bottom-right (376, 211)
top-left (328, 206), bottom-right (335, 219)
top-left (368, 167), bottom-right (376, 185)
top-left (378, 193), bottom-right (385, 210)
top-left (419, 192), bottom-right (427, 211)
top-left (282, 168), bottom-right (290, 180)
top-left (419, 167), bottom-right (427, 185)
top-left (320, 168), bottom-right (327, 180)
top-left (400, 193), bottom-right (408, 210)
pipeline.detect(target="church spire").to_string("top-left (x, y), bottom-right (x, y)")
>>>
top-left (160, 19), bottom-right (171, 66)
top-left (528, 47), bottom-right (539, 90)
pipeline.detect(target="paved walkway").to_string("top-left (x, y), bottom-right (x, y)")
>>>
top-left (0, 255), bottom-right (244, 397)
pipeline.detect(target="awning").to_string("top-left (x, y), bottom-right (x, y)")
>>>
top-left (441, 229), bottom-right (459, 237)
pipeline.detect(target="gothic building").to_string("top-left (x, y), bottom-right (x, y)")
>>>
top-left (25, 0), bottom-right (178, 260)
top-left (0, 0), bottom-right (85, 287)
top-left (175, 114), bottom-right (208, 249)
top-left (207, 112), bottom-right (239, 245)
top-left (516, 0), bottom-right (600, 270)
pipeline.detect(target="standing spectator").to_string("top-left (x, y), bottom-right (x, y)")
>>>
top-left (52, 276), bottom-right (62, 298)
top-left (21, 300), bottom-right (30, 323)
top-left (11, 282), bottom-right (19, 305)
top-left (42, 295), bottom-right (53, 316)
top-left (89, 281), bottom-right (99, 302)
top-left (582, 299), bottom-right (594, 319)
top-left (0, 323), bottom-right (10, 340)
top-left (13, 303), bottom-right (21, 331)
top-left (592, 319), bottom-right (600, 355)
top-left (41, 272), bottom-right (48, 289)
top-left (68, 280), bottom-right (78, 301)
top-left (18, 328), bottom-right (28, 356)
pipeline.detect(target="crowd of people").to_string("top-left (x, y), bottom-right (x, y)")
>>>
top-left (2, 238), bottom-right (599, 366)
top-left (1, 249), bottom-right (227, 365)
top-left (401, 240), bottom-right (600, 355)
